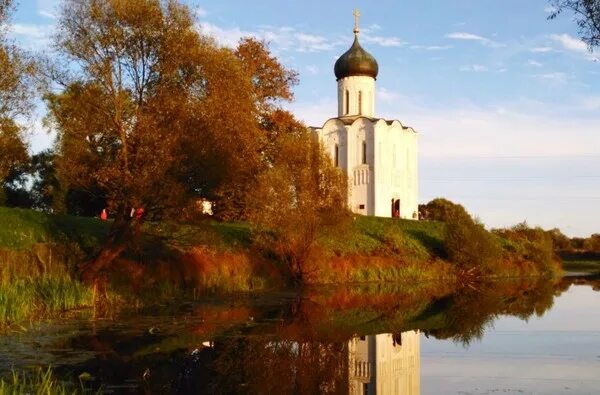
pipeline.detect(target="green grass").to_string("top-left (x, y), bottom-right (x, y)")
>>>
top-left (143, 220), bottom-right (251, 253)
top-left (0, 207), bottom-right (108, 254)
top-left (0, 274), bottom-right (94, 329)
top-left (319, 215), bottom-right (446, 258)
top-left (0, 367), bottom-right (95, 395)
top-left (0, 207), bottom-right (445, 258)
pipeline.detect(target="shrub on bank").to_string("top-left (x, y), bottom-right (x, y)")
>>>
top-left (420, 198), bottom-right (502, 273)
top-left (444, 215), bottom-right (502, 273)
top-left (493, 222), bottom-right (559, 274)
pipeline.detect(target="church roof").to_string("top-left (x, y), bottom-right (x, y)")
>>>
top-left (311, 116), bottom-right (417, 132)
top-left (334, 35), bottom-right (379, 81)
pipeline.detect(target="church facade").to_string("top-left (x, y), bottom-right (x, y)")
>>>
top-left (311, 12), bottom-right (419, 219)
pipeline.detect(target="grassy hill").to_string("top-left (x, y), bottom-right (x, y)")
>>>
top-left (0, 206), bottom-right (446, 259)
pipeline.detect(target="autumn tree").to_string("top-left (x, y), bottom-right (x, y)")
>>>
top-left (179, 41), bottom-right (263, 221)
top-left (46, 0), bottom-right (266, 280)
top-left (0, 0), bottom-right (33, 205)
top-left (191, 38), bottom-right (299, 220)
top-left (549, 0), bottom-right (600, 47)
top-left (247, 116), bottom-right (349, 284)
top-left (45, 0), bottom-right (316, 283)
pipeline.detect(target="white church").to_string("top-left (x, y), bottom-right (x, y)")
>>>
top-left (311, 11), bottom-right (419, 219)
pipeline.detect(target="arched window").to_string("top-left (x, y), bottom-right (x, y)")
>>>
top-left (345, 90), bottom-right (350, 115)
top-left (358, 91), bottom-right (363, 115)
top-left (334, 144), bottom-right (339, 167)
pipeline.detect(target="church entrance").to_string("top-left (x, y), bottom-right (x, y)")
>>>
top-left (391, 199), bottom-right (400, 218)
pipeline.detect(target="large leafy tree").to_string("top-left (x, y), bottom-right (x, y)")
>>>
top-left (46, 0), bottom-right (264, 280)
top-left (549, 0), bottom-right (600, 48)
top-left (0, 0), bottom-right (33, 204)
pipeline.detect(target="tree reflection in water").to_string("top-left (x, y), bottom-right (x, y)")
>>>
top-left (1, 277), bottom-right (586, 394)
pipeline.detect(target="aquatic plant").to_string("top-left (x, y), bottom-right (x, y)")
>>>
top-left (0, 264), bottom-right (94, 329)
top-left (0, 367), bottom-right (94, 395)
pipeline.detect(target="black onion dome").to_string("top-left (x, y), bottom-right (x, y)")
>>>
top-left (334, 35), bottom-right (379, 80)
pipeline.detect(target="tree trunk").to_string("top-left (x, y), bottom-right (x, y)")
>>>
top-left (80, 212), bottom-right (139, 284)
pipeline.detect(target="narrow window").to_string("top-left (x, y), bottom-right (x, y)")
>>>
top-left (358, 91), bottom-right (363, 115)
top-left (345, 90), bottom-right (350, 114)
top-left (362, 141), bottom-right (367, 164)
top-left (334, 144), bottom-right (339, 167)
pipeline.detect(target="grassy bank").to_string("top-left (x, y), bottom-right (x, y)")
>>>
top-left (0, 207), bottom-right (445, 256)
top-left (0, 206), bottom-right (561, 328)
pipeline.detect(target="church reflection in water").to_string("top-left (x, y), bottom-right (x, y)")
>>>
top-left (348, 331), bottom-right (420, 395)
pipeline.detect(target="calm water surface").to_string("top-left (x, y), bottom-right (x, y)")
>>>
top-left (422, 283), bottom-right (600, 395)
top-left (1, 277), bottom-right (599, 394)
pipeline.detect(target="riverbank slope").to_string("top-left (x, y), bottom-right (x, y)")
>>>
top-left (0, 206), bottom-right (561, 328)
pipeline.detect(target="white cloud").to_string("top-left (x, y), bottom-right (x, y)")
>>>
top-left (194, 6), bottom-right (208, 18)
top-left (535, 72), bottom-right (568, 83)
top-left (551, 33), bottom-right (588, 53)
top-left (445, 32), bottom-right (504, 48)
top-left (550, 33), bottom-right (599, 61)
top-left (377, 87), bottom-right (401, 103)
top-left (197, 22), bottom-right (253, 48)
top-left (446, 32), bottom-right (487, 41)
top-left (377, 99), bottom-right (600, 159)
top-left (37, 0), bottom-right (58, 19)
top-left (460, 64), bottom-right (488, 72)
top-left (531, 46), bottom-right (554, 53)
top-left (362, 34), bottom-right (404, 47)
top-left (8, 23), bottom-right (54, 49)
top-left (305, 65), bottom-right (319, 75)
top-left (198, 20), bottom-right (403, 51)
top-left (296, 33), bottom-right (336, 51)
top-left (197, 22), bottom-right (341, 52)
top-left (10, 23), bottom-right (48, 39)
top-left (527, 60), bottom-right (543, 67)
top-left (410, 44), bottom-right (453, 51)
top-left (544, 5), bottom-right (557, 14)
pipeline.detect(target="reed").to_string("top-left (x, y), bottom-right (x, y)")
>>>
top-left (0, 266), bottom-right (94, 329)
top-left (0, 367), bottom-right (89, 395)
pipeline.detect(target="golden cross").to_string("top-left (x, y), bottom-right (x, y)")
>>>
top-left (353, 8), bottom-right (360, 34)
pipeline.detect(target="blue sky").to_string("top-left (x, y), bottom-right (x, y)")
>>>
top-left (7, 0), bottom-right (600, 236)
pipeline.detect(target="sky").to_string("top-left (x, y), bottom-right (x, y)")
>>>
top-left (6, 0), bottom-right (600, 236)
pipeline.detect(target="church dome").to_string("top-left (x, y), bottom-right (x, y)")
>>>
top-left (334, 35), bottom-right (379, 81)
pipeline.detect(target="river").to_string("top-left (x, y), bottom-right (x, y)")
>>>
top-left (0, 277), bottom-right (598, 394)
